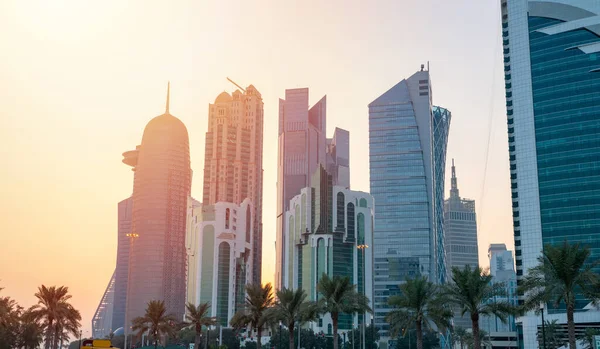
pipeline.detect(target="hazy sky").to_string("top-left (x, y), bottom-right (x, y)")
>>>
top-left (0, 0), bottom-right (511, 337)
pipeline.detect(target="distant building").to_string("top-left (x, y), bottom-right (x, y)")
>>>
top-left (501, 1), bottom-right (600, 346)
top-left (443, 160), bottom-right (478, 330)
top-left (185, 197), bottom-right (202, 306)
top-left (194, 200), bottom-right (253, 327)
top-left (202, 85), bottom-right (264, 284)
top-left (275, 88), bottom-right (350, 289)
top-left (481, 244), bottom-right (517, 334)
top-left (368, 67), bottom-right (451, 336)
top-left (123, 84), bottom-right (192, 327)
top-left (443, 160), bottom-right (478, 272)
top-left (281, 165), bottom-right (374, 334)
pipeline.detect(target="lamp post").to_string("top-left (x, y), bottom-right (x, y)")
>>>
top-left (370, 316), bottom-right (374, 349)
top-left (279, 321), bottom-right (282, 349)
top-left (357, 244), bottom-right (368, 349)
top-left (79, 330), bottom-right (82, 349)
top-left (540, 303), bottom-right (547, 349)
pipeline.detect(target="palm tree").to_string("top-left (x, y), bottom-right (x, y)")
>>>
top-left (580, 328), bottom-right (600, 349)
top-left (464, 329), bottom-right (492, 349)
top-left (452, 326), bottom-right (469, 349)
top-left (30, 285), bottom-right (81, 349)
top-left (441, 266), bottom-right (515, 349)
top-left (230, 283), bottom-right (276, 349)
top-left (132, 300), bottom-right (177, 349)
top-left (386, 277), bottom-right (452, 349)
top-left (520, 241), bottom-right (600, 349)
top-left (317, 274), bottom-right (371, 349)
top-left (183, 302), bottom-right (217, 349)
top-left (271, 287), bottom-right (318, 349)
top-left (18, 311), bottom-right (44, 349)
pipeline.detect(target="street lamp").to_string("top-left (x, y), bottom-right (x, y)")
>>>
top-left (540, 303), bottom-right (547, 349)
top-left (279, 321), bottom-right (282, 349)
top-left (357, 244), bottom-right (368, 349)
top-left (79, 330), bottom-right (82, 349)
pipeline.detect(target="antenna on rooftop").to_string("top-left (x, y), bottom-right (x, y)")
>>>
top-left (226, 77), bottom-right (246, 93)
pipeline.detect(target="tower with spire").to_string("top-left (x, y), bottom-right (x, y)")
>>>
top-left (443, 159), bottom-right (479, 328)
top-left (120, 83), bottom-right (192, 333)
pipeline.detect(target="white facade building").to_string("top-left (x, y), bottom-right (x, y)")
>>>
top-left (193, 199), bottom-right (253, 327)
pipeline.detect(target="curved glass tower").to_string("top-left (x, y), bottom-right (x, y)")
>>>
top-left (368, 67), bottom-right (450, 337)
top-left (501, 1), bottom-right (600, 347)
top-left (123, 84), bottom-right (192, 327)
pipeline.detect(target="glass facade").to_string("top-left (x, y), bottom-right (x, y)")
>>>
top-left (529, 15), bottom-right (600, 312)
top-left (368, 70), bottom-right (449, 335)
top-left (124, 90), bottom-right (192, 327)
top-left (502, 1), bottom-right (600, 347)
top-left (217, 242), bottom-right (230, 327)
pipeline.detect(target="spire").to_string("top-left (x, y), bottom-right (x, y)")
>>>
top-left (165, 81), bottom-right (170, 114)
top-left (450, 158), bottom-right (459, 199)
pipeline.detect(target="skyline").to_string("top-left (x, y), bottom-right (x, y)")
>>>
top-left (0, 0), bottom-right (511, 336)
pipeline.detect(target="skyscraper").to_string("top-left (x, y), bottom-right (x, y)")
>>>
top-left (202, 85), bottom-right (264, 284)
top-left (443, 160), bottom-right (478, 329)
top-left (501, 1), bottom-right (600, 347)
top-left (443, 160), bottom-right (478, 271)
top-left (276, 88), bottom-right (350, 289)
top-left (281, 168), bottom-right (374, 334)
top-left (368, 67), bottom-right (451, 336)
top-left (93, 196), bottom-right (132, 334)
top-left (123, 84), bottom-right (192, 327)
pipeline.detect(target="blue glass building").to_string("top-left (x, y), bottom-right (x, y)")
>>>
top-left (501, 1), bottom-right (600, 347)
top-left (368, 67), bottom-right (451, 338)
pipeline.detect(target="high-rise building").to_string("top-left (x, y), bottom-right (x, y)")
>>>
top-left (93, 196), bottom-right (133, 335)
top-left (111, 197), bottom-right (132, 332)
top-left (501, 1), bottom-right (600, 347)
top-left (194, 200), bottom-right (253, 327)
top-left (481, 244), bottom-right (517, 336)
top-left (275, 88), bottom-right (349, 289)
top-left (202, 85), bottom-right (264, 284)
top-left (185, 197), bottom-right (202, 306)
top-left (443, 160), bottom-right (478, 329)
top-left (443, 160), bottom-right (478, 271)
top-left (280, 166), bottom-right (374, 334)
top-left (368, 67), bottom-right (451, 336)
top-left (122, 84), bottom-right (192, 328)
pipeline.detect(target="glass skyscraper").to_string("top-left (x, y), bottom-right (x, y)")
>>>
top-left (501, 1), bottom-right (600, 347)
top-left (368, 67), bottom-right (450, 337)
top-left (122, 84), bottom-right (192, 328)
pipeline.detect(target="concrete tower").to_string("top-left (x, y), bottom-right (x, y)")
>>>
top-left (202, 84), bottom-right (264, 283)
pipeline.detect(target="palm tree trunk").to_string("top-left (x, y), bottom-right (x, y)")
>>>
top-left (44, 320), bottom-right (53, 349)
top-left (471, 312), bottom-right (481, 349)
top-left (52, 325), bottom-right (60, 349)
top-left (195, 331), bottom-right (201, 349)
top-left (415, 320), bottom-right (423, 349)
top-left (332, 312), bottom-right (339, 349)
top-left (567, 303), bottom-right (576, 349)
top-left (257, 326), bottom-right (262, 349)
top-left (289, 321), bottom-right (296, 349)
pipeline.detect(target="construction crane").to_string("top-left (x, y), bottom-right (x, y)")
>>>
top-left (227, 77), bottom-right (246, 93)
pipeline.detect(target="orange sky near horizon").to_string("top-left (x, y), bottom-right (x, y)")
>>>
top-left (0, 0), bottom-right (511, 338)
